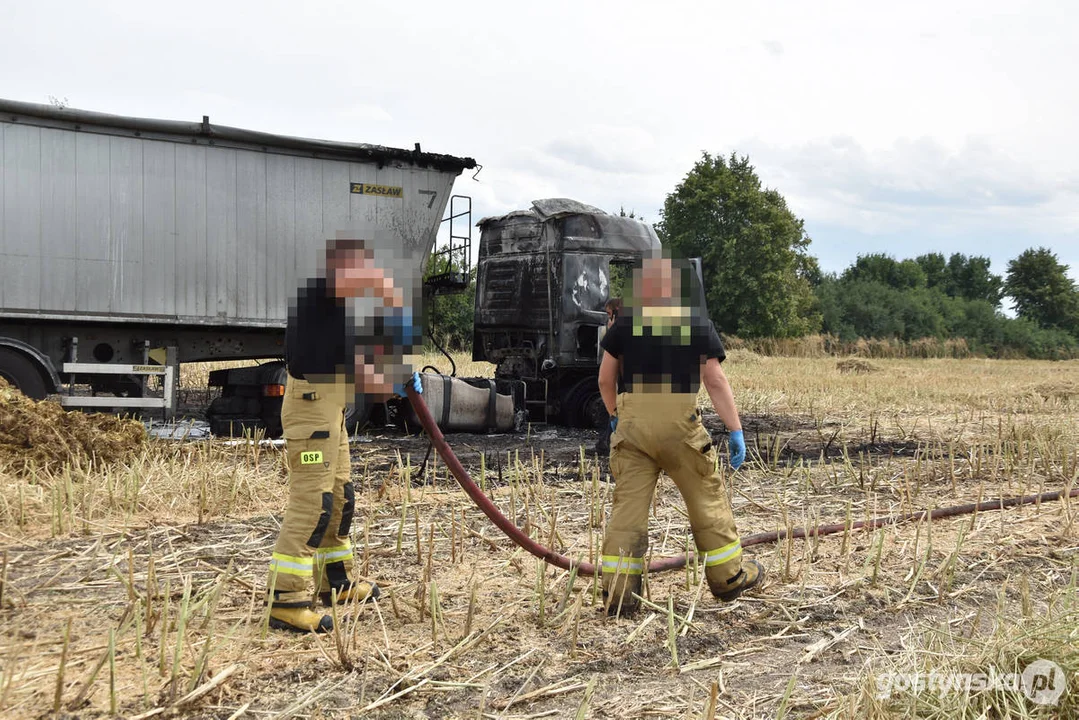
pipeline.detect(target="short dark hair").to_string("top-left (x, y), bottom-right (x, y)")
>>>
top-left (326, 238), bottom-right (371, 265)
top-left (605, 297), bottom-right (622, 316)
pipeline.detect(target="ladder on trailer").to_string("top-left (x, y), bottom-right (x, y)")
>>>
top-left (425, 195), bottom-right (473, 294)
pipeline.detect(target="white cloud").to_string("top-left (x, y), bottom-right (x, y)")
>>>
top-left (746, 135), bottom-right (1065, 236)
top-left (542, 125), bottom-right (661, 175)
top-left (337, 103), bottom-right (393, 124)
top-left (761, 40), bottom-right (785, 57)
top-left (2, 0), bottom-right (1078, 278)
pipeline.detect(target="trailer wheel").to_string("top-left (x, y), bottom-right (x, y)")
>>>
top-left (0, 347), bottom-right (49, 400)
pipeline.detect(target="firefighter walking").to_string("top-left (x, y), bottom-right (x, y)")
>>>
top-left (597, 255), bottom-right (764, 614)
top-left (267, 238), bottom-right (421, 633)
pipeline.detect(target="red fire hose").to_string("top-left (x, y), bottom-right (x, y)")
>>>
top-left (406, 387), bottom-right (1079, 577)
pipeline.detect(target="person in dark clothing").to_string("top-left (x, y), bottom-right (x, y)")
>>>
top-left (605, 297), bottom-right (623, 326)
top-left (598, 255), bottom-right (764, 615)
top-left (267, 238), bottom-right (422, 633)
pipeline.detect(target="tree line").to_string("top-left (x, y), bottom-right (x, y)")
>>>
top-left (659, 152), bottom-right (1079, 360)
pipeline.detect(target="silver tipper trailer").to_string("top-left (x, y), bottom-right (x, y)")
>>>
top-left (0, 99), bottom-right (475, 433)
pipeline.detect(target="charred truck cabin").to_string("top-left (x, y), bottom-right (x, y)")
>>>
top-left (472, 199), bottom-right (660, 428)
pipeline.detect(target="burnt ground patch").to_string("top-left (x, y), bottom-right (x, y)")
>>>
top-left (355, 410), bottom-right (922, 480)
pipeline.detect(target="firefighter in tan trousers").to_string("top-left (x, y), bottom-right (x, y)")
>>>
top-left (597, 255), bottom-right (764, 614)
top-left (268, 238), bottom-right (422, 633)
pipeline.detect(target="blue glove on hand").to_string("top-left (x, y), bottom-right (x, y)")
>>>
top-left (392, 371), bottom-right (423, 398)
top-left (609, 415), bottom-right (618, 433)
top-left (384, 307), bottom-right (422, 348)
top-left (728, 429), bottom-right (746, 470)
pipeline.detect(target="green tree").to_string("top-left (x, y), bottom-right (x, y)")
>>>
top-left (425, 275), bottom-right (475, 350)
top-left (423, 253), bottom-right (476, 351)
top-left (797, 253), bottom-right (824, 288)
top-left (656, 152), bottom-right (819, 337)
top-left (946, 254), bottom-right (1003, 305)
top-left (843, 254), bottom-right (927, 289)
top-left (1004, 248), bottom-right (1079, 334)
top-left (817, 277), bottom-right (942, 341)
top-left (916, 253), bottom-right (1003, 306)
top-left (915, 253), bottom-right (949, 291)
top-left (818, 251), bottom-right (1079, 358)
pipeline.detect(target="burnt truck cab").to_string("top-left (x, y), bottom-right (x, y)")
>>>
top-left (472, 199), bottom-right (660, 427)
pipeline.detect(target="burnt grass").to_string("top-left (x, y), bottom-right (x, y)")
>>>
top-left (358, 410), bottom-right (921, 478)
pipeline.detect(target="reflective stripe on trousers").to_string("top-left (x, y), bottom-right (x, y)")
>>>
top-left (600, 554), bottom-right (644, 576)
top-left (315, 543), bottom-right (354, 564)
top-left (602, 391), bottom-right (744, 601)
top-left (701, 539), bottom-right (742, 567)
top-left (268, 375), bottom-right (357, 606)
top-left (270, 552), bottom-right (314, 576)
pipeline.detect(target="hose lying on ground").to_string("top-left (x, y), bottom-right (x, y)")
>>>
top-left (406, 386), bottom-right (1079, 577)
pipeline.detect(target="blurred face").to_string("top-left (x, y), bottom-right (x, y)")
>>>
top-left (329, 247), bottom-right (383, 297)
top-left (639, 257), bottom-right (674, 303)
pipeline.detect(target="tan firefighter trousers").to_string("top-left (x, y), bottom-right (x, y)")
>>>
top-left (267, 376), bottom-right (356, 606)
top-left (602, 392), bottom-right (743, 604)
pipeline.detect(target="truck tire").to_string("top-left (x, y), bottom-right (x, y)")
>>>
top-left (562, 376), bottom-right (608, 429)
top-left (578, 387), bottom-right (608, 430)
top-left (0, 347), bottom-right (49, 400)
top-left (258, 362), bottom-right (288, 438)
top-left (261, 401), bottom-right (284, 439)
top-left (346, 399), bottom-right (381, 435)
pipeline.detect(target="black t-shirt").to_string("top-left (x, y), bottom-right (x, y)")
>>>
top-left (285, 278), bottom-right (354, 380)
top-left (600, 309), bottom-right (725, 393)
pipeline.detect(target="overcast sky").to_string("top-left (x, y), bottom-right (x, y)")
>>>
top-left (3, 0), bottom-right (1077, 296)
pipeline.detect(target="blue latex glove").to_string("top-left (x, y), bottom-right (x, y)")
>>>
top-left (609, 415), bottom-right (618, 433)
top-left (393, 371), bottom-right (423, 398)
top-left (728, 429), bottom-right (746, 470)
top-left (384, 307), bottom-right (422, 348)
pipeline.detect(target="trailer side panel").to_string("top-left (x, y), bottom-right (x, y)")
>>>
top-left (1, 119), bottom-right (458, 328)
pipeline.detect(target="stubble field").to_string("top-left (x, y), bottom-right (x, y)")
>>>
top-left (1, 352), bottom-right (1077, 719)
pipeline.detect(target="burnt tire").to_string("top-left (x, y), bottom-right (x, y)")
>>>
top-left (346, 399), bottom-right (381, 435)
top-left (562, 377), bottom-right (608, 429)
top-left (0, 347), bottom-right (49, 400)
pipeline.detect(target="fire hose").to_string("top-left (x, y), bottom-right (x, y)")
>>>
top-left (405, 386), bottom-right (1079, 577)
